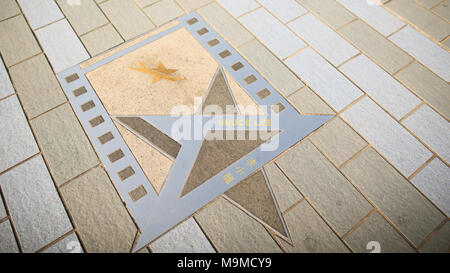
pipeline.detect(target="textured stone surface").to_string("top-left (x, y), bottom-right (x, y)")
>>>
top-left (433, 1), bottom-right (450, 21)
top-left (31, 103), bottom-right (99, 185)
top-left (150, 218), bottom-right (215, 253)
top-left (43, 233), bottom-right (84, 253)
top-left (195, 197), bottom-right (282, 253)
top-left (144, 0), bottom-right (184, 26)
top-left (0, 156), bottom-right (72, 253)
top-left (0, 198), bottom-right (6, 220)
top-left (420, 221), bottom-right (450, 253)
top-left (136, 0), bottom-right (159, 7)
top-left (310, 117), bottom-right (367, 166)
top-left (217, 0), bottom-right (259, 17)
top-left (57, 0), bottom-right (108, 35)
top-left (0, 95), bottom-right (39, 173)
top-left (0, 0), bottom-right (20, 21)
top-left (287, 87), bottom-right (335, 115)
top-left (277, 140), bottom-right (373, 236)
top-left (0, 57), bottom-right (14, 99)
top-left (264, 163), bottom-right (302, 212)
top-left (177, 0), bottom-right (212, 11)
top-left (81, 24), bottom-right (124, 56)
top-left (60, 166), bottom-right (137, 253)
top-left (259, 0), bottom-right (307, 23)
top-left (17, 0), bottom-right (64, 29)
top-left (9, 54), bottom-right (67, 118)
top-left (0, 220), bottom-right (19, 253)
top-left (416, 0), bottom-right (442, 8)
top-left (343, 148), bottom-right (446, 246)
top-left (297, 0), bottom-right (356, 29)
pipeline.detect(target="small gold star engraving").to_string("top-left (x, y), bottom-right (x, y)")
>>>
top-left (131, 61), bottom-right (187, 83)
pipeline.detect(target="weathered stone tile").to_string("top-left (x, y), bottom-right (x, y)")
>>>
top-left (340, 54), bottom-right (422, 120)
top-left (35, 19), bottom-right (89, 73)
top-left (0, 0), bottom-right (20, 21)
top-left (342, 148), bottom-right (446, 246)
top-left (240, 8), bottom-right (306, 59)
top-left (416, 0), bottom-right (442, 8)
top-left (176, 0), bottom-right (212, 11)
top-left (81, 24), bottom-right (124, 56)
top-left (289, 13), bottom-right (359, 66)
top-left (144, 0), bottom-right (184, 26)
top-left (337, 0), bottom-right (405, 36)
top-left (0, 156), bottom-right (73, 253)
top-left (339, 20), bottom-right (413, 74)
top-left (0, 197), bottom-right (6, 219)
top-left (217, 0), bottom-right (259, 17)
top-left (346, 212), bottom-right (415, 253)
top-left (264, 163), bottom-right (302, 212)
top-left (239, 40), bottom-right (304, 97)
top-left (310, 117), bottom-right (367, 166)
top-left (412, 158), bottom-right (450, 216)
top-left (43, 233), bottom-right (84, 253)
top-left (390, 26), bottom-right (450, 82)
top-left (443, 38), bottom-right (450, 49)
top-left (341, 97), bottom-right (432, 177)
top-left (259, 0), bottom-right (307, 23)
top-left (0, 220), bottom-right (19, 253)
top-left (403, 105), bottom-right (450, 163)
top-left (433, 1), bottom-right (450, 21)
top-left (420, 221), bottom-right (450, 253)
top-left (277, 140), bottom-right (373, 236)
top-left (17, 0), bottom-right (64, 29)
top-left (0, 57), bottom-right (14, 99)
top-left (195, 197), bottom-right (282, 253)
top-left (296, 0), bottom-right (356, 29)
top-left (100, 0), bottom-right (155, 41)
top-left (280, 201), bottom-right (349, 253)
top-left (0, 96), bottom-right (39, 173)
top-left (198, 2), bottom-right (253, 47)
top-left (386, 0), bottom-right (450, 41)
top-left (287, 86), bottom-right (335, 115)
top-left (60, 166), bottom-right (137, 253)
top-left (30, 103), bottom-right (99, 185)
top-left (150, 218), bottom-right (215, 253)
top-left (136, 0), bottom-right (159, 8)
top-left (56, 0), bottom-right (108, 35)
top-left (0, 15), bottom-right (41, 67)
top-left (9, 54), bottom-right (67, 118)
top-left (285, 47), bottom-right (363, 111)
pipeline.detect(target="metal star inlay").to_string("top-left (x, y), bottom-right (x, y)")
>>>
top-left (131, 61), bottom-right (187, 83)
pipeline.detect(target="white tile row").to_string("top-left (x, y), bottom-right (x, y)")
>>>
top-left (17, 0), bottom-right (64, 30)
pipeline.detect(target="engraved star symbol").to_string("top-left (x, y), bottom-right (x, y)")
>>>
top-left (131, 61), bottom-right (187, 83)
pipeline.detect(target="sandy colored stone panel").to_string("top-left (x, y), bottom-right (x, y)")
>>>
top-left (30, 103), bottom-right (99, 185)
top-left (416, 0), bottom-right (442, 8)
top-left (136, 0), bottom-right (159, 8)
top-left (296, 0), bottom-right (356, 29)
top-left (0, 0), bottom-right (21, 21)
top-left (287, 87), bottom-right (335, 115)
top-left (264, 163), bottom-right (302, 212)
top-left (177, 0), bottom-right (212, 11)
top-left (144, 0), bottom-right (185, 26)
top-left (60, 166), bottom-right (137, 253)
top-left (433, 1), bottom-right (450, 21)
top-left (57, 0), bottom-right (109, 35)
top-left (420, 221), bottom-right (450, 253)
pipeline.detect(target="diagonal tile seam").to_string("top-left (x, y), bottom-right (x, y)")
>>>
top-left (281, 198), bottom-right (305, 216)
top-left (338, 145), bottom-right (371, 170)
top-left (392, 58), bottom-right (416, 76)
top-left (281, 45), bottom-right (309, 61)
top-left (236, 6), bottom-right (262, 19)
top-left (0, 10), bottom-right (22, 24)
top-left (0, 185), bottom-right (23, 252)
top-left (32, 17), bottom-right (66, 32)
top-left (263, 224), bottom-right (288, 253)
top-left (92, 0), bottom-right (127, 42)
top-left (283, 10), bottom-right (311, 25)
top-left (386, 24), bottom-right (408, 39)
top-left (341, 208), bottom-right (378, 240)
top-left (335, 17), bottom-right (359, 31)
top-left (336, 52), bottom-right (362, 68)
top-left (417, 218), bottom-right (449, 251)
top-left (131, 0), bottom-right (159, 30)
top-left (413, 0), bottom-right (450, 24)
top-left (399, 101), bottom-right (426, 123)
top-left (407, 155), bottom-right (437, 181)
top-left (192, 214), bottom-right (219, 253)
top-left (174, 0), bottom-right (215, 14)
top-left (35, 229), bottom-right (78, 253)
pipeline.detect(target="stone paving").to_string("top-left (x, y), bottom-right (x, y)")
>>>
top-left (0, 0), bottom-right (449, 253)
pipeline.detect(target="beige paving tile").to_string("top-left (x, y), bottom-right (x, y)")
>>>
top-left (342, 148), bottom-right (446, 246)
top-left (277, 140), bottom-right (373, 236)
top-left (144, 0), bottom-right (184, 26)
top-left (0, 0), bottom-right (21, 21)
top-left (287, 86), bottom-right (335, 115)
top-left (279, 201), bottom-right (349, 253)
top-left (433, 1), bottom-right (450, 21)
top-left (81, 24), bottom-right (124, 56)
top-left (176, 0), bottom-right (212, 11)
top-left (57, 0), bottom-right (108, 35)
top-left (310, 117), bottom-right (367, 167)
top-left (0, 57), bottom-right (14, 99)
top-left (9, 54), bottom-right (67, 119)
top-left (136, 0), bottom-right (159, 8)
top-left (100, 0), bottom-right (155, 41)
top-left (195, 197), bottom-right (282, 253)
top-left (217, 0), bottom-right (259, 17)
top-left (239, 40), bottom-right (304, 97)
top-left (30, 103), bottom-right (99, 185)
top-left (346, 212), bottom-right (415, 253)
top-left (339, 20), bottom-right (413, 74)
top-left (264, 163), bottom-right (302, 212)
top-left (60, 166), bottom-right (137, 253)
top-left (443, 38), bottom-right (450, 48)
top-left (296, 0), bottom-right (356, 29)
top-left (420, 221), bottom-right (450, 253)
top-left (0, 15), bottom-right (41, 67)
top-left (198, 2), bottom-right (253, 47)
top-left (416, 0), bottom-right (442, 8)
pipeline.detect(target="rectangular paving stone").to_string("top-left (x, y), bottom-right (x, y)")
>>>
top-left (81, 24), bottom-right (124, 56)
top-left (136, 0), bottom-right (159, 8)
top-left (0, 0), bottom-right (21, 21)
top-left (144, 0), bottom-right (185, 26)
top-left (433, 1), bottom-right (450, 21)
top-left (310, 117), bottom-right (367, 167)
top-left (217, 0), bottom-right (259, 17)
top-left (0, 57), bottom-right (14, 99)
top-left (0, 95), bottom-right (39, 173)
top-left (43, 233), bottom-right (84, 253)
top-left (337, 0), bottom-right (405, 36)
top-left (56, 0), bottom-right (109, 35)
top-left (279, 201), bottom-right (349, 253)
top-left (390, 26), bottom-right (450, 82)
top-left (277, 140), bottom-right (373, 236)
top-left (416, 0), bottom-right (442, 8)
top-left (420, 221), bottom-right (450, 253)
top-left (341, 96), bottom-right (432, 177)
top-left (35, 19), bottom-right (89, 73)
top-left (285, 47), bottom-right (363, 111)
top-left (0, 156), bottom-right (73, 253)
top-left (100, 0), bottom-right (155, 41)
top-left (345, 212), bottom-right (415, 253)
top-left (386, 0), bottom-right (450, 42)
top-left (0, 220), bottom-right (19, 253)
top-left (60, 166), bottom-right (137, 253)
top-left (0, 15), bottom-right (42, 67)
top-left (342, 148), bottom-right (446, 246)
top-left (340, 54), bottom-right (422, 120)
top-left (287, 86), bottom-right (335, 115)
top-left (198, 2), bottom-right (254, 47)
top-left (395, 62), bottom-right (450, 119)
top-left (259, 0), bottom-right (307, 23)
top-left (339, 20), bottom-right (413, 74)
top-left (289, 13), bottom-right (359, 66)
top-left (176, 0), bottom-right (212, 11)
top-left (296, 0), bottom-right (356, 29)
top-left (9, 54), bottom-right (67, 119)
top-left (403, 105), bottom-right (450, 163)
top-left (17, 0), bottom-right (64, 29)
top-left (412, 158), bottom-right (450, 216)
top-left (0, 196), bottom-right (7, 220)
top-left (30, 103), bottom-right (99, 185)
top-left (240, 8), bottom-right (307, 59)
top-left (150, 218), bottom-right (215, 253)
top-left (239, 40), bottom-right (304, 97)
